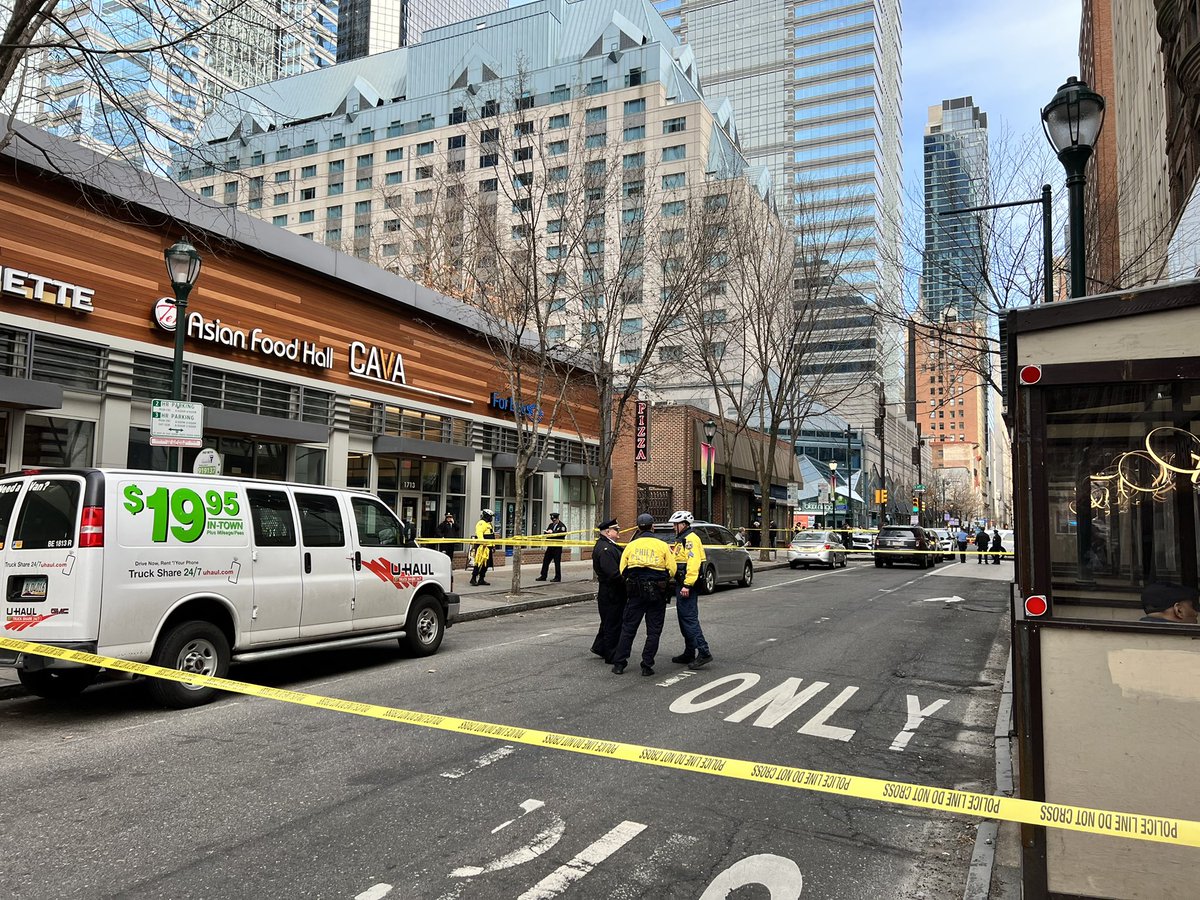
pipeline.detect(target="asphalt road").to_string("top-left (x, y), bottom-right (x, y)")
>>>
top-left (0, 556), bottom-right (1013, 900)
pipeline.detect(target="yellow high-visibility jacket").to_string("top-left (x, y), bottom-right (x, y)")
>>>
top-left (672, 527), bottom-right (706, 588)
top-left (619, 534), bottom-right (675, 575)
top-left (472, 517), bottom-right (494, 567)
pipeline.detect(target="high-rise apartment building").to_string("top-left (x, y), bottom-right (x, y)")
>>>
top-left (11, 1), bottom-right (337, 174)
top-left (336, 0), bottom-right (507, 62)
top-left (183, 0), bottom-right (762, 363)
top-left (922, 97), bottom-right (989, 322)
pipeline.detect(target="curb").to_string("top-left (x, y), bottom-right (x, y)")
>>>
top-left (962, 651), bottom-right (1015, 900)
top-left (454, 590), bottom-right (597, 622)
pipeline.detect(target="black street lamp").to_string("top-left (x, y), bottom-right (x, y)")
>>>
top-left (704, 418), bottom-right (716, 523)
top-left (164, 240), bottom-right (202, 470)
top-left (1042, 76), bottom-right (1106, 299)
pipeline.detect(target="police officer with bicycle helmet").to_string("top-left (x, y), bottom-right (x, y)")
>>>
top-left (668, 510), bottom-right (713, 669)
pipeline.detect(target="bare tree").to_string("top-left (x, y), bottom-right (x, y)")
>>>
top-left (1, 1), bottom-right (317, 174)
top-left (682, 184), bottom-right (879, 553)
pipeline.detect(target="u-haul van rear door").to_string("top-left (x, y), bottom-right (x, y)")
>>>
top-left (2, 474), bottom-right (99, 643)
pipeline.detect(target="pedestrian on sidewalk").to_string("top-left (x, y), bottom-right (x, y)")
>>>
top-left (435, 512), bottom-right (458, 558)
top-left (974, 527), bottom-right (989, 564)
top-left (612, 513), bottom-right (674, 676)
top-left (470, 509), bottom-right (495, 586)
top-left (956, 525), bottom-right (970, 563)
top-left (669, 510), bottom-right (713, 670)
top-left (590, 518), bottom-right (626, 663)
top-left (535, 512), bottom-right (568, 581)
top-left (990, 528), bottom-right (1003, 564)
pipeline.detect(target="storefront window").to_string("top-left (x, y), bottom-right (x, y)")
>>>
top-left (347, 453), bottom-right (370, 490)
top-left (421, 460), bottom-right (441, 493)
top-left (295, 447), bottom-right (326, 484)
top-left (127, 426), bottom-right (169, 471)
top-left (22, 415), bottom-right (94, 468)
top-left (1044, 382), bottom-right (1200, 618)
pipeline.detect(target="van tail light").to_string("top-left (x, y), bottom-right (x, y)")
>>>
top-left (823, 543), bottom-right (832, 550)
top-left (79, 506), bottom-right (104, 548)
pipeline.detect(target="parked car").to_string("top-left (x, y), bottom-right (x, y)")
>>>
top-left (873, 525), bottom-right (939, 568)
top-left (651, 522), bottom-right (754, 591)
top-left (849, 531), bottom-right (875, 556)
top-left (930, 527), bottom-right (955, 560)
top-left (788, 531), bottom-right (848, 569)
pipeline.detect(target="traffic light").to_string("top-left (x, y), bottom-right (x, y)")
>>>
top-left (874, 488), bottom-right (889, 505)
top-left (912, 495), bottom-right (920, 515)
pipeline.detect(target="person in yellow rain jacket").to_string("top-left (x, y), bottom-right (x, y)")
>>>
top-left (470, 509), bottom-right (495, 586)
top-left (611, 513), bottom-right (675, 676)
top-left (668, 510), bottom-right (712, 670)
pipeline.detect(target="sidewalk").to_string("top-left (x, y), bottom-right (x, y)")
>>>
top-left (0, 555), bottom-right (793, 700)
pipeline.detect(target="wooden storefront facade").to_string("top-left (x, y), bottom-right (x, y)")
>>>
top-left (0, 125), bottom-right (608, 546)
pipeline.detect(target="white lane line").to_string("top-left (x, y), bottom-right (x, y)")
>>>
top-left (655, 671), bottom-right (696, 688)
top-left (516, 821), bottom-right (648, 900)
top-left (441, 745), bottom-right (517, 780)
top-left (491, 798), bottom-right (545, 833)
top-left (355, 885), bottom-right (393, 900)
top-left (751, 568), bottom-right (850, 592)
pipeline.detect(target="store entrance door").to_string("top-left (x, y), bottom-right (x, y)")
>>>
top-left (399, 494), bottom-right (420, 535)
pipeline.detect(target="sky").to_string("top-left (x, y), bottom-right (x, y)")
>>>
top-left (899, 0), bottom-right (1081, 195)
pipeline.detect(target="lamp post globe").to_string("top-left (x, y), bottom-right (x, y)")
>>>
top-left (1041, 77), bottom-right (1105, 299)
top-left (163, 240), bottom-right (202, 470)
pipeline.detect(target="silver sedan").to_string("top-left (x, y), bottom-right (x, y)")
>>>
top-left (788, 531), bottom-right (848, 569)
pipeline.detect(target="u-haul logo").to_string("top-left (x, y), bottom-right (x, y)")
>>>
top-left (361, 558), bottom-right (432, 590)
top-left (4, 608), bottom-right (68, 631)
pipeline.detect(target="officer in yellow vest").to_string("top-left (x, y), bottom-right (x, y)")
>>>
top-left (612, 513), bottom-right (675, 675)
top-left (470, 509), bottom-right (495, 586)
top-left (668, 510), bottom-right (712, 669)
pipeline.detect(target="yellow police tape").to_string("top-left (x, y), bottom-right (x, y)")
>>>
top-left (2, 636), bottom-right (1195, 848)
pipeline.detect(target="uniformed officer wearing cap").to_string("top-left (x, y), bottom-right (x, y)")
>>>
top-left (590, 518), bottom-right (626, 662)
top-left (611, 513), bottom-right (675, 676)
top-left (535, 511), bottom-right (568, 582)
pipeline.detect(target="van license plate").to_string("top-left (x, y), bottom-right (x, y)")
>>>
top-left (20, 576), bottom-right (47, 599)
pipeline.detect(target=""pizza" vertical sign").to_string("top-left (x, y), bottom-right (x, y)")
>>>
top-left (634, 401), bottom-right (650, 462)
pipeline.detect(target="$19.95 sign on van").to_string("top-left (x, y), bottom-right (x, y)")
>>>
top-left (120, 482), bottom-right (247, 544)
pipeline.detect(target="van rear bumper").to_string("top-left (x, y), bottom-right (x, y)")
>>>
top-left (0, 642), bottom-right (98, 671)
top-left (445, 592), bottom-right (460, 625)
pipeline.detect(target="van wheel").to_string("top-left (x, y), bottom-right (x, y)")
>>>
top-left (148, 621), bottom-right (230, 709)
top-left (18, 667), bottom-right (96, 700)
top-left (404, 595), bottom-right (445, 656)
top-left (738, 562), bottom-right (753, 587)
top-left (874, 559), bottom-right (883, 568)
top-left (702, 566), bottom-right (717, 594)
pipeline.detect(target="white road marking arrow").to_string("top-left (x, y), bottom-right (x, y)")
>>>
top-left (923, 595), bottom-right (966, 603)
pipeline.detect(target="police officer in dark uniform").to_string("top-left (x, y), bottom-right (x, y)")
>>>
top-left (590, 518), bottom-right (626, 662)
top-left (535, 512), bottom-right (568, 581)
top-left (611, 513), bottom-right (675, 676)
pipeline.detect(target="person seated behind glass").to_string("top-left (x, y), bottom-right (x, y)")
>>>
top-left (734, 526), bottom-right (748, 547)
top-left (1138, 582), bottom-right (1199, 624)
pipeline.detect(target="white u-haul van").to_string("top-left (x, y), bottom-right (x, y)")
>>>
top-left (0, 468), bottom-right (459, 707)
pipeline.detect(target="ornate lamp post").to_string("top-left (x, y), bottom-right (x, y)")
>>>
top-left (704, 418), bottom-right (716, 522)
top-left (1041, 76), bottom-right (1106, 299)
top-left (164, 240), bottom-right (202, 470)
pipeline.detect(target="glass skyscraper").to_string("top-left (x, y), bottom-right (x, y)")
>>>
top-left (13, 1), bottom-right (338, 175)
top-left (654, 0), bottom-right (903, 309)
top-left (336, 0), bottom-right (507, 62)
top-left (921, 97), bottom-right (989, 321)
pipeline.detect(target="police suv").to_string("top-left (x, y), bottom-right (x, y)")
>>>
top-left (0, 468), bottom-right (459, 707)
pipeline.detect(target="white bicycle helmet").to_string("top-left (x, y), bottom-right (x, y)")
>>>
top-left (667, 510), bottom-right (694, 525)
top-left (480, 509), bottom-right (494, 519)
